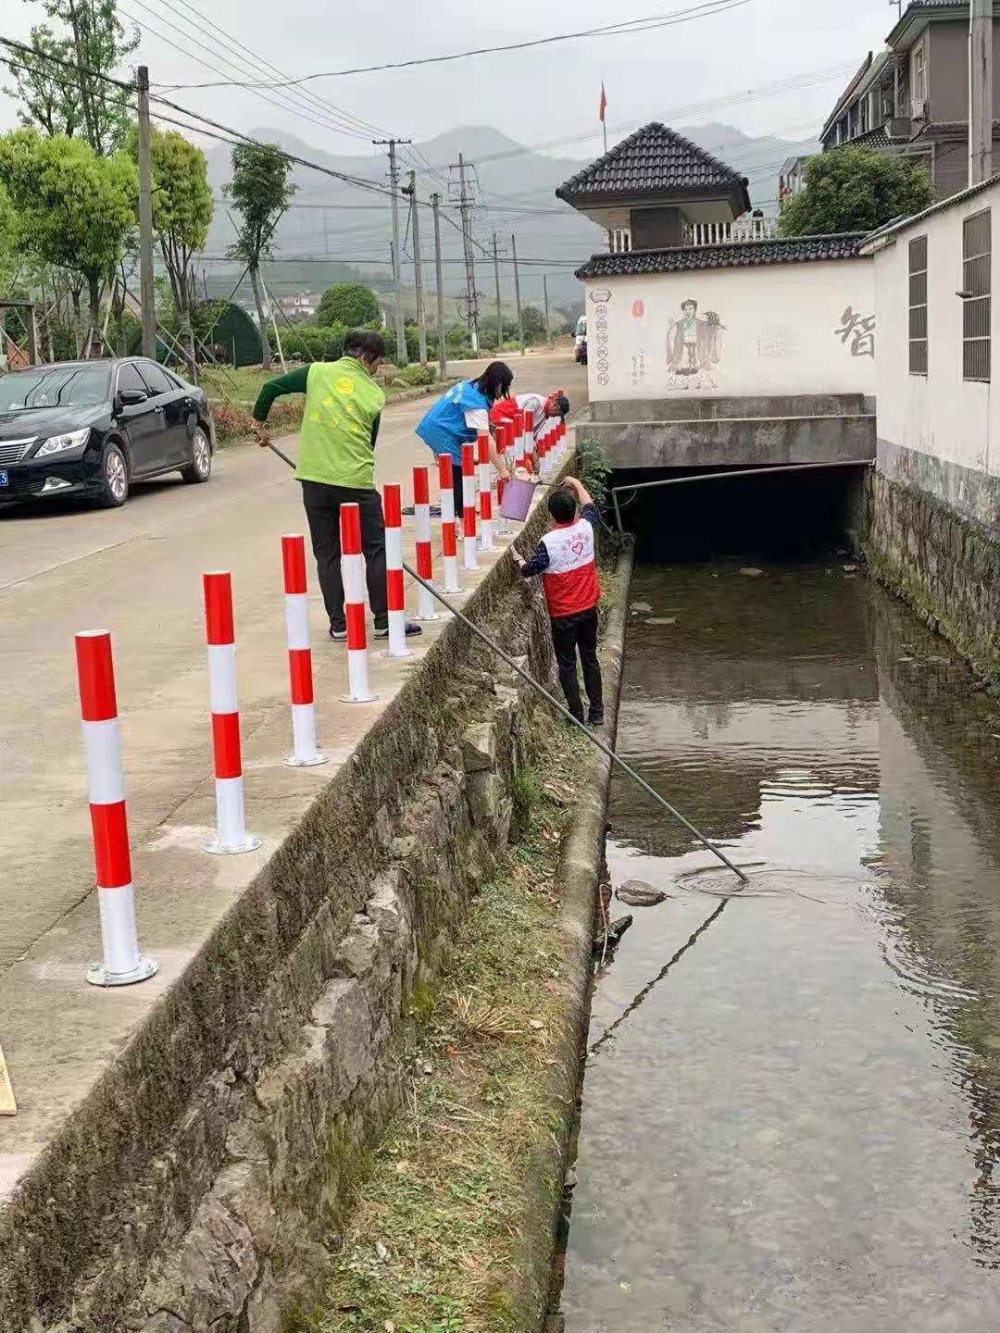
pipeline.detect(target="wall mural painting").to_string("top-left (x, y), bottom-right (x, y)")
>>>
top-left (835, 306), bottom-right (876, 358)
top-left (631, 296), bottom-right (646, 386)
top-left (588, 288), bottom-right (612, 386)
top-left (666, 299), bottom-right (725, 390)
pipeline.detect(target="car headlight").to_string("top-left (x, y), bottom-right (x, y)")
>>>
top-left (36, 427), bottom-right (91, 457)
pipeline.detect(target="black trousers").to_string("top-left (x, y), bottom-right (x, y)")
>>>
top-left (550, 606), bottom-right (603, 721)
top-left (300, 480), bottom-right (387, 631)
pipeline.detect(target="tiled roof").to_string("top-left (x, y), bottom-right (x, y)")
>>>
top-left (555, 123), bottom-right (751, 211)
top-left (575, 233), bottom-right (867, 279)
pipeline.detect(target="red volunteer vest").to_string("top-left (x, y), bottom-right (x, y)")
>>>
top-left (541, 518), bottom-right (600, 618)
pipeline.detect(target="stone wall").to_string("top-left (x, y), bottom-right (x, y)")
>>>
top-left (0, 499), bottom-right (588, 1333)
top-left (865, 469), bottom-right (1000, 675)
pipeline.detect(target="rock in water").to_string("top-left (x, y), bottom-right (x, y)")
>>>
top-left (646, 617), bottom-right (677, 626)
top-left (593, 915), bottom-right (633, 952)
top-left (616, 880), bottom-right (669, 907)
top-left (739, 567), bottom-right (764, 578)
top-left (630, 601), bottom-right (653, 613)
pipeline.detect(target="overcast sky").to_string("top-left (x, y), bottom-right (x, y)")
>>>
top-left (0, 0), bottom-right (907, 160)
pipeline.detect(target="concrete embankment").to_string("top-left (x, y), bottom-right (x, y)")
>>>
top-left (0, 475), bottom-right (624, 1332)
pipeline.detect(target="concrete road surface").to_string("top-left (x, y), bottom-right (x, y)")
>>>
top-left (0, 350), bottom-right (587, 973)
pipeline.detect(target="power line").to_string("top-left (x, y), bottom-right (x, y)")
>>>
top-left (117, 0), bottom-right (379, 142)
top-left (144, 0), bottom-right (392, 140)
top-left (0, 34), bottom-right (135, 91)
top-left (153, 0), bottom-right (753, 89)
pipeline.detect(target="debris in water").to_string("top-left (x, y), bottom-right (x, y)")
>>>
top-left (740, 567), bottom-right (764, 578)
top-left (593, 915), bottom-right (633, 952)
top-left (617, 881), bottom-right (670, 907)
top-left (843, 564), bottom-right (859, 574)
top-left (646, 617), bottom-right (677, 626)
top-left (630, 601), bottom-right (653, 613)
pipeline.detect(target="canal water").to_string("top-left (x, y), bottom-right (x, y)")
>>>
top-left (561, 562), bottom-right (1000, 1331)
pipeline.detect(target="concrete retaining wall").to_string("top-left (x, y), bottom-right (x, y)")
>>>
top-left (865, 469), bottom-right (1000, 675)
top-left (583, 412), bottom-right (876, 470)
top-left (0, 496), bottom-right (592, 1332)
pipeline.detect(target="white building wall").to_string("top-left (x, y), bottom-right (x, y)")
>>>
top-left (585, 258), bottom-right (876, 402)
top-left (871, 182), bottom-right (999, 526)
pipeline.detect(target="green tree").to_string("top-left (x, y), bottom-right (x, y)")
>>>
top-left (224, 141), bottom-right (295, 370)
top-left (521, 305), bottom-right (546, 343)
top-left (5, 1), bottom-right (139, 156)
top-left (779, 147), bottom-right (934, 238)
top-left (0, 129), bottom-right (136, 349)
top-left (133, 127), bottom-right (213, 376)
top-left (315, 281), bottom-right (380, 329)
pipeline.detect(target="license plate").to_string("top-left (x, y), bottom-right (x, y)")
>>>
top-left (0, 471), bottom-right (8, 487)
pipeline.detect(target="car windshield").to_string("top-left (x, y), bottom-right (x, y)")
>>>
top-left (0, 365), bottom-right (110, 411)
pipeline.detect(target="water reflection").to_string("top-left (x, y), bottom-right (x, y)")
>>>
top-left (561, 565), bottom-right (1000, 1330)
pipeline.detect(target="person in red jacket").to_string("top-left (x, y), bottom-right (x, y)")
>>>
top-left (512, 475), bottom-right (603, 726)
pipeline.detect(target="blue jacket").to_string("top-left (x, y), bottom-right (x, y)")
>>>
top-left (415, 380), bottom-right (490, 463)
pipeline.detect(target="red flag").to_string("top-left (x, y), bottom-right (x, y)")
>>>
top-left (599, 82), bottom-right (607, 123)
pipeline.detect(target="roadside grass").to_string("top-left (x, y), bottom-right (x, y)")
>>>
top-left (313, 718), bottom-right (587, 1333)
top-left (200, 365), bottom-right (453, 446)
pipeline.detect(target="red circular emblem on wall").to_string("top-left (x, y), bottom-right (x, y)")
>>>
top-left (632, 299), bottom-right (645, 318)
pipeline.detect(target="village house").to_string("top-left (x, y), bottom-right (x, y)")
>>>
top-left (557, 123), bottom-right (876, 473)
top-left (820, 1), bottom-right (1000, 201)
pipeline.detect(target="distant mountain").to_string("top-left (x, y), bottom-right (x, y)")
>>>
top-left (204, 122), bottom-right (817, 313)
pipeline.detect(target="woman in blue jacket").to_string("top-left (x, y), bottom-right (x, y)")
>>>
top-left (416, 362), bottom-right (514, 515)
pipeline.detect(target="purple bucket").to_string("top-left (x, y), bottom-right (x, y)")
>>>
top-left (500, 476), bottom-right (537, 522)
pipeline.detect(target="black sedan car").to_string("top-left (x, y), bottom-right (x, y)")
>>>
top-left (0, 358), bottom-right (215, 508)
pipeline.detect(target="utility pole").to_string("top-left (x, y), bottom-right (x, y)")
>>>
top-left (374, 138), bottom-right (411, 364)
top-left (453, 153), bottom-right (480, 353)
top-left (137, 66), bottom-right (156, 360)
top-left (431, 192), bottom-right (446, 378)
top-left (492, 232), bottom-right (503, 354)
top-left (404, 170), bottom-right (428, 365)
top-left (511, 233), bottom-right (525, 357)
top-left (970, 0), bottom-right (993, 186)
top-left (543, 274), bottom-right (551, 347)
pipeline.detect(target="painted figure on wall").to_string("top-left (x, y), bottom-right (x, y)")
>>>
top-left (667, 299), bottom-right (725, 389)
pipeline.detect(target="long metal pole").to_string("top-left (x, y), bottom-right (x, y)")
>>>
top-left (511, 232), bottom-right (525, 356)
top-left (970, 0), bottom-right (993, 187)
top-left (457, 153), bottom-right (479, 353)
top-left (262, 439), bottom-right (746, 882)
top-left (137, 65), bottom-right (156, 360)
top-left (610, 459), bottom-right (874, 532)
top-left (543, 274), bottom-right (551, 346)
top-left (402, 558), bottom-right (748, 884)
top-left (493, 232), bottom-right (503, 353)
top-left (431, 193), bottom-right (446, 378)
top-left (376, 138), bottom-right (409, 366)
top-left (408, 171), bottom-right (428, 366)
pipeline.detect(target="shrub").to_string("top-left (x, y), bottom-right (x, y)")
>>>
top-left (396, 363), bottom-right (437, 387)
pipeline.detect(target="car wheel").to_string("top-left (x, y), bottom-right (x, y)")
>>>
top-left (181, 427), bottom-right (212, 484)
top-left (97, 442), bottom-right (129, 508)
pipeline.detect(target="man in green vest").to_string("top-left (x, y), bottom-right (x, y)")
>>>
top-left (251, 328), bottom-right (420, 642)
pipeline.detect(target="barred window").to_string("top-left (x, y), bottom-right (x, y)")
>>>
top-left (963, 209), bottom-right (991, 383)
top-left (909, 236), bottom-right (928, 375)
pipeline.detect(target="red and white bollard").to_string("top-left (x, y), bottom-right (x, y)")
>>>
top-left (340, 503), bottom-right (377, 701)
top-left (204, 572), bottom-right (261, 854)
top-left (75, 631), bottom-right (159, 987)
top-left (478, 433), bottom-right (495, 552)
top-left (413, 465), bottom-right (438, 620)
top-left (462, 441), bottom-right (478, 571)
top-left (438, 454), bottom-right (461, 593)
top-left (382, 482), bottom-right (412, 658)
top-left (513, 411), bottom-right (526, 468)
top-left (497, 423), bottom-right (512, 537)
top-left (523, 407), bottom-right (536, 473)
top-left (281, 535), bottom-right (327, 767)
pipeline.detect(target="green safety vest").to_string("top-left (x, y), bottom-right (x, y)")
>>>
top-left (296, 357), bottom-right (386, 489)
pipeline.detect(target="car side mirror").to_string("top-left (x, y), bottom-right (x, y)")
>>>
top-left (119, 388), bottom-right (147, 407)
